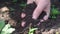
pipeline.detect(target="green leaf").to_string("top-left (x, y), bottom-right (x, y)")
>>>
top-left (50, 15), bottom-right (57, 19)
top-left (1, 24), bottom-right (15, 34)
top-left (29, 28), bottom-right (38, 32)
top-left (6, 28), bottom-right (15, 33)
top-left (2, 24), bottom-right (11, 32)
top-left (0, 19), bottom-right (5, 31)
top-left (50, 5), bottom-right (60, 19)
top-left (1, 31), bottom-right (7, 34)
top-left (28, 28), bottom-right (38, 34)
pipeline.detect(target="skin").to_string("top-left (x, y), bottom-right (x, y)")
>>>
top-left (21, 0), bottom-right (51, 27)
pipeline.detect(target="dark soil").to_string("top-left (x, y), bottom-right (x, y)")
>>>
top-left (0, 0), bottom-right (60, 34)
top-left (11, 3), bottom-right (60, 34)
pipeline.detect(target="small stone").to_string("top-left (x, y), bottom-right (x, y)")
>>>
top-left (0, 6), bottom-right (9, 12)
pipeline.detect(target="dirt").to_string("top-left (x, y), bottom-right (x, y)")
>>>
top-left (0, 0), bottom-right (60, 34)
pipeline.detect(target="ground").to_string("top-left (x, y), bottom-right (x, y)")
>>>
top-left (0, 1), bottom-right (60, 34)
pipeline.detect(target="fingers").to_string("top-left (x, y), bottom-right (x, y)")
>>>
top-left (21, 21), bottom-right (26, 27)
top-left (37, 19), bottom-right (45, 26)
top-left (42, 1), bottom-right (50, 21)
top-left (43, 3), bottom-right (50, 21)
top-left (32, 0), bottom-right (49, 20)
top-left (21, 13), bottom-right (26, 18)
top-left (37, 22), bottom-right (41, 26)
top-left (43, 15), bottom-right (49, 21)
top-left (21, 13), bottom-right (26, 27)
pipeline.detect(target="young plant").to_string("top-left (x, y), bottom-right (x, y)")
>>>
top-left (50, 5), bottom-right (60, 19)
top-left (1, 24), bottom-right (15, 34)
top-left (28, 28), bottom-right (38, 34)
top-left (0, 19), bottom-right (5, 31)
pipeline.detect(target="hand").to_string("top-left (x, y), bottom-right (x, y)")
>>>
top-left (37, 17), bottom-right (49, 26)
top-left (21, 21), bottom-right (26, 27)
top-left (43, 15), bottom-right (49, 21)
top-left (21, 13), bottom-right (26, 18)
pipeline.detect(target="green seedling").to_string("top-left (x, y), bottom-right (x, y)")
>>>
top-left (1, 24), bottom-right (15, 34)
top-left (50, 5), bottom-right (60, 19)
top-left (28, 28), bottom-right (38, 34)
top-left (0, 19), bottom-right (5, 31)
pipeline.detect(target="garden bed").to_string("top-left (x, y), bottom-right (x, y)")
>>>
top-left (0, 0), bottom-right (60, 34)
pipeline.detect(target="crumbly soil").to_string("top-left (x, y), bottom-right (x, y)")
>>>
top-left (0, 0), bottom-right (60, 34)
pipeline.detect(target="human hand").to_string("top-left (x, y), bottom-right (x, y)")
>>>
top-left (21, 13), bottom-right (26, 18)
